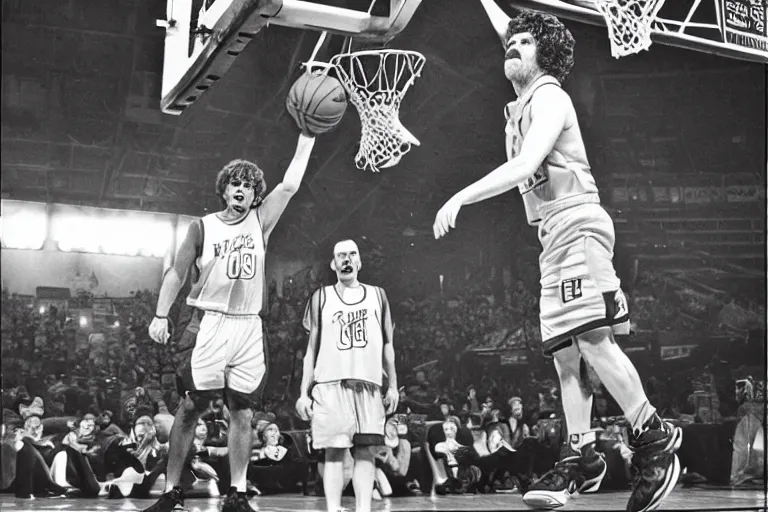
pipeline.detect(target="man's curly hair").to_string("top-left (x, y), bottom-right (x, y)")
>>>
top-left (215, 159), bottom-right (267, 209)
top-left (506, 11), bottom-right (575, 84)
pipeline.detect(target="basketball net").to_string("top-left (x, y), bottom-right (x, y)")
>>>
top-left (331, 50), bottom-right (425, 172)
top-left (595, 0), bottom-right (667, 58)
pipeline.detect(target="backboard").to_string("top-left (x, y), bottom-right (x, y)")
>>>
top-left (508, 0), bottom-right (767, 63)
top-left (159, 0), bottom-right (422, 115)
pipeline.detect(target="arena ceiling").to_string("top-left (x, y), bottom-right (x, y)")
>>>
top-left (2, 0), bottom-right (765, 282)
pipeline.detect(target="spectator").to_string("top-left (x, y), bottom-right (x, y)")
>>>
top-left (465, 386), bottom-right (480, 415)
top-left (506, 397), bottom-right (530, 448)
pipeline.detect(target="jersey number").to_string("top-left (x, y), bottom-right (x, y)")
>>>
top-left (226, 251), bottom-right (255, 280)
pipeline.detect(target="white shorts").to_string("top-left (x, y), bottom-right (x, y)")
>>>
top-left (310, 380), bottom-right (386, 449)
top-left (537, 203), bottom-right (630, 355)
top-left (177, 312), bottom-right (267, 402)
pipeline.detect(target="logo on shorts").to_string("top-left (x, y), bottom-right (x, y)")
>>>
top-left (332, 309), bottom-right (369, 350)
top-left (561, 278), bottom-right (583, 303)
top-left (614, 290), bottom-right (629, 319)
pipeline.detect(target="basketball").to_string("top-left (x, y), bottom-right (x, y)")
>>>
top-left (286, 71), bottom-right (348, 135)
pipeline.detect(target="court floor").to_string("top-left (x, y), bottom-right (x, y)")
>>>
top-left (0, 487), bottom-right (765, 511)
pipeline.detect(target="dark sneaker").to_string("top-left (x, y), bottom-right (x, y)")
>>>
top-left (627, 415), bottom-right (683, 512)
top-left (523, 444), bottom-right (607, 509)
top-left (140, 486), bottom-right (184, 512)
top-left (222, 487), bottom-right (255, 512)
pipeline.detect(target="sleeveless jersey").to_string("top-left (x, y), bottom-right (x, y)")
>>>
top-left (504, 75), bottom-right (600, 226)
top-left (314, 284), bottom-right (384, 386)
top-left (186, 210), bottom-right (265, 316)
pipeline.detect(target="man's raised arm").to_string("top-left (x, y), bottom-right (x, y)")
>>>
top-left (479, 0), bottom-right (512, 49)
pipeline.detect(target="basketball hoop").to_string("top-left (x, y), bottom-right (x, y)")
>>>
top-left (330, 49), bottom-right (425, 172)
top-left (594, 0), bottom-right (667, 58)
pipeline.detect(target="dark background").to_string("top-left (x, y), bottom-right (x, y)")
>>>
top-left (2, 0), bottom-right (765, 301)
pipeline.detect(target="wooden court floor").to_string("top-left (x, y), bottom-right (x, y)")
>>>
top-left (0, 487), bottom-right (765, 511)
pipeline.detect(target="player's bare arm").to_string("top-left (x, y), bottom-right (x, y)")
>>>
top-left (259, 133), bottom-right (317, 241)
top-left (379, 287), bottom-right (399, 413)
top-left (479, 0), bottom-right (512, 48)
top-left (296, 288), bottom-right (322, 420)
top-left (148, 221), bottom-right (202, 345)
top-left (156, 220), bottom-right (202, 316)
top-left (433, 85), bottom-right (570, 239)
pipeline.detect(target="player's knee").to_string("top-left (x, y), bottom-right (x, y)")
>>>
top-left (576, 326), bottom-right (613, 348)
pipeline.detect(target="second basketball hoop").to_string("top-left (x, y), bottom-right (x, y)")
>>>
top-left (331, 49), bottom-right (426, 172)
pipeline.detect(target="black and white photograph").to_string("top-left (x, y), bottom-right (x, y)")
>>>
top-left (0, 1), bottom-right (766, 511)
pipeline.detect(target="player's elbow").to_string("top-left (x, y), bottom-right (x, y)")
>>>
top-left (279, 181), bottom-right (300, 196)
top-left (163, 267), bottom-right (183, 287)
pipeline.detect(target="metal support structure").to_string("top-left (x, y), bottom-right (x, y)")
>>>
top-left (508, 0), bottom-right (768, 64)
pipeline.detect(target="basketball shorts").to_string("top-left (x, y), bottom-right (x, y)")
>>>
top-left (537, 203), bottom-right (630, 356)
top-left (176, 311), bottom-right (267, 407)
top-left (310, 380), bottom-right (386, 450)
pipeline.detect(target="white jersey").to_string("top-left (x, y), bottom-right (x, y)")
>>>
top-left (314, 284), bottom-right (385, 387)
top-left (504, 75), bottom-right (600, 226)
top-left (187, 210), bottom-right (265, 316)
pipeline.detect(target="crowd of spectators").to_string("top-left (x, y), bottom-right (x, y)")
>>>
top-left (1, 261), bottom-right (765, 500)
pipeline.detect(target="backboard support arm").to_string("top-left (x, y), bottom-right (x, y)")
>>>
top-left (160, 0), bottom-right (423, 115)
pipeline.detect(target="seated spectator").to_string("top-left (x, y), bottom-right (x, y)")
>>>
top-left (435, 417), bottom-right (465, 478)
top-left (485, 413), bottom-right (513, 454)
top-left (247, 422), bottom-right (308, 495)
top-left (22, 402), bottom-right (102, 497)
top-left (480, 396), bottom-right (496, 424)
top-left (0, 422), bottom-right (69, 498)
top-left (428, 416), bottom-right (479, 494)
top-left (506, 397), bottom-right (531, 450)
top-left (62, 414), bottom-right (99, 456)
top-left (251, 423), bottom-right (287, 463)
top-left (109, 405), bottom-right (168, 499)
top-left (189, 419), bottom-right (222, 493)
top-left (374, 416), bottom-right (419, 498)
top-left (96, 410), bottom-right (126, 438)
top-left (1, 387), bottom-right (29, 431)
top-left (61, 413), bottom-right (134, 484)
top-left (465, 386), bottom-right (480, 415)
top-left (437, 401), bottom-right (454, 421)
top-left (537, 381), bottom-right (561, 420)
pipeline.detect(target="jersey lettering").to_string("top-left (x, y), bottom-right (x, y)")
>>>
top-left (332, 308), bottom-right (369, 350)
top-left (213, 234), bottom-right (255, 258)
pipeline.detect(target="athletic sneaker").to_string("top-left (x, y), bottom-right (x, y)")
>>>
top-left (140, 486), bottom-right (184, 512)
top-left (222, 486), bottom-right (255, 512)
top-left (626, 415), bottom-right (683, 512)
top-left (523, 443), bottom-right (607, 509)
